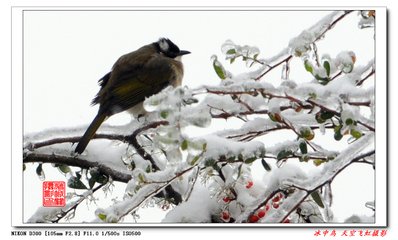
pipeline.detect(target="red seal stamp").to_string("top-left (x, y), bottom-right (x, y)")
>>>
top-left (42, 181), bottom-right (66, 207)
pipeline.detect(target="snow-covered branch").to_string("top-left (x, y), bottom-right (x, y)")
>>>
top-left (23, 10), bottom-right (376, 224)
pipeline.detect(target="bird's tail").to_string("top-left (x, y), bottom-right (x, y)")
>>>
top-left (75, 113), bottom-right (107, 154)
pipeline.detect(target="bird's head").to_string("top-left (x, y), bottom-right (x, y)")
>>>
top-left (156, 38), bottom-right (191, 58)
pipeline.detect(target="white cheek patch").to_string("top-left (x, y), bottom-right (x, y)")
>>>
top-left (159, 40), bottom-right (169, 52)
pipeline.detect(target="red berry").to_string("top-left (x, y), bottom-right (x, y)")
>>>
top-left (246, 181), bottom-right (254, 189)
top-left (223, 197), bottom-right (231, 203)
top-left (249, 215), bottom-right (259, 223)
top-left (283, 218), bottom-right (290, 223)
top-left (272, 202), bottom-right (279, 209)
top-left (257, 210), bottom-right (266, 218)
top-left (220, 211), bottom-right (230, 222)
top-left (272, 195), bottom-right (280, 202)
top-left (264, 204), bottom-right (270, 211)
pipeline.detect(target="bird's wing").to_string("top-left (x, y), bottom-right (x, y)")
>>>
top-left (96, 54), bottom-right (178, 115)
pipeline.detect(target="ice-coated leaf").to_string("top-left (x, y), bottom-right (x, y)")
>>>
top-left (299, 141), bottom-right (308, 154)
top-left (311, 190), bottom-right (325, 208)
top-left (67, 176), bottom-right (88, 190)
top-left (244, 157), bottom-right (257, 164)
top-left (226, 49), bottom-right (236, 55)
top-left (213, 61), bottom-right (226, 80)
top-left (36, 163), bottom-right (45, 180)
top-left (350, 129), bottom-right (362, 139)
top-left (277, 149), bottom-right (293, 160)
top-left (261, 159), bottom-right (271, 171)
top-left (189, 155), bottom-right (201, 165)
top-left (300, 127), bottom-right (315, 141)
top-left (181, 139), bottom-right (189, 151)
top-left (98, 213), bottom-right (107, 221)
top-left (89, 177), bottom-right (96, 189)
top-left (323, 60), bottom-right (331, 76)
top-left (304, 60), bottom-right (314, 74)
top-left (160, 110), bottom-right (169, 119)
top-left (57, 164), bottom-right (71, 174)
top-left (345, 118), bottom-right (354, 125)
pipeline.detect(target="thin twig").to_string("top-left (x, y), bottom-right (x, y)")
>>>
top-left (356, 68), bottom-right (375, 86)
top-left (52, 183), bottom-right (105, 223)
top-left (255, 55), bottom-right (293, 81)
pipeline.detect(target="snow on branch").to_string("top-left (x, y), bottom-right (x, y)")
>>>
top-left (23, 10), bottom-right (376, 223)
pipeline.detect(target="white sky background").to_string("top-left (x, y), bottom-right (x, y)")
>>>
top-left (22, 10), bottom-right (377, 223)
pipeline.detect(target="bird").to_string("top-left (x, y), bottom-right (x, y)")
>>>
top-left (74, 38), bottom-right (190, 154)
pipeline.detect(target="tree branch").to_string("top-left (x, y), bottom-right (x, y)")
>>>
top-left (24, 152), bottom-right (133, 183)
top-left (52, 183), bottom-right (105, 223)
top-left (279, 150), bottom-right (375, 223)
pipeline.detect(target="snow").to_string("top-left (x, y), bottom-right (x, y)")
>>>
top-left (28, 189), bottom-right (94, 223)
top-left (200, 134), bottom-right (265, 160)
top-left (22, 10), bottom-right (378, 224)
top-left (162, 184), bottom-right (218, 223)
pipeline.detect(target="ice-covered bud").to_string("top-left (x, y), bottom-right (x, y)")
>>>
top-left (336, 51), bottom-right (356, 73)
top-left (288, 30), bottom-right (313, 57)
top-left (221, 40), bottom-right (237, 58)
top-left (358, 11), bottom-right (375, 29)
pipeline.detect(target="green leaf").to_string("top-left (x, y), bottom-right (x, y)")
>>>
top-left (226, 49), bottom-right (236, 55)
top-left (244, 157), bottom-right (257, 164)
top-left (315, 74), bottom-right (330, 85)
top-left (304, 60), bottom-right (314, 74)
top-left (91, 171), bottom-right (109, 184)
top-left (311, 191), bottom-right (325, 208)
top-left (204, 158), bottom-right (216, 168)
top-left (315, 112), bottom-right (326, 124)
top-left (321, 111), bottom-right (334, 120)
top-left (313, 159), bottom-right (325, 166)
top-left (261, 159), bottom-right (271, 171)
top-left (98, 213), bottom-right (107, 221)
top-left (138, 173), bottom-right (146, 183)
top-left (334, 131), bottom-right (343, 141)
top-left (230, 57), bottom-right (236, 64)
top-left (181, 139), bottom-right (189, 151)
top-left (67, 176), bottom-right (88, 190)
top-left (213, 61), bottom-right (226, 80)
top-left (36, 163), bottom-right (44, 178)
top-left (145, 165), bottom-right (151, 173)
top-left (299, 142), bottom-right (308, 154)
top-left (334, 125), bottom-right (343, 141)
top-left (88, 177), bottom-right (96, 189)
top-left (316, 110), bottom-right (335, 123)
top-left (299, 155), bottom-right (309, 162)
top-left (237, 164), bottom-right (243, 178)
top-left (202, 143), bottom-right (207, 151)
top-left (160, 110), bottom-right (169, 119)
top-left (277, 150), bottom-right (293, 160)
top-left (57, 164), bottom-right (71, 174)
top-left (308, 92), bottom-right (317, 99)
top-left (190, 155), bottom-right (201, 165)
top-left (323, 60), bottom-right (331, 76)
top-left (350, 129), bottom-right (362, 139)
top-left (300, 127), bottom-right (315, 141)
top-left (345, 118), bottom-right (354, 125)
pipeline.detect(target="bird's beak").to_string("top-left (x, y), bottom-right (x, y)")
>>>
top-left (178, 50), bottom-right (191, 56)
